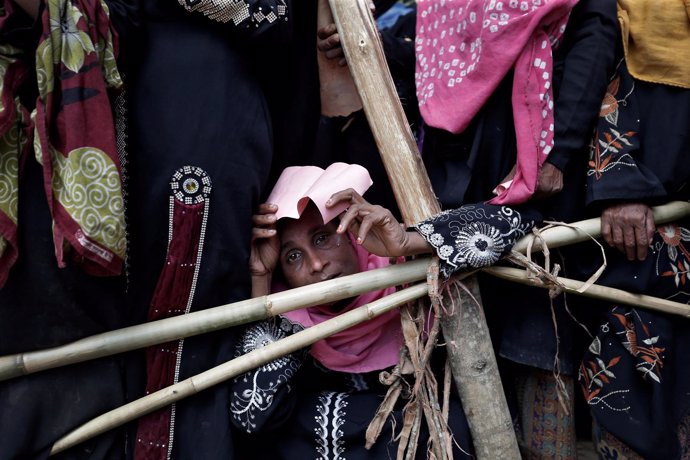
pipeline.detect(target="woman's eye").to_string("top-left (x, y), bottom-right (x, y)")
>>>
top-left (314, 233), bottom-right (331, 248)
top-left (286, 251), bottom-right (302, 264)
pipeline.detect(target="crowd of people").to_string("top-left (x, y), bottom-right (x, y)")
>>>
top-left (0, 0), bottom-right (688, 459)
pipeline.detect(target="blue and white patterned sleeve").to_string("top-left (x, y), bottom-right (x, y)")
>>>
top-left (229, 316), bottom-right (307, 433)
top-left (413, 203), bottom-right (542, 277)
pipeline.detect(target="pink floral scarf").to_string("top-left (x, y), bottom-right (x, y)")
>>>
top-left (415, 0), bottom-right (577, 205)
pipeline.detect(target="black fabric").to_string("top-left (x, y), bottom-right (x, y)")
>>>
top-left (274, 1), bottom-right (418, 218)
top-left (421, 0), bottom-right (618, 375)
top-left (229, 318), bottom-right (474, 460)
top-left (579, 232), bottom-right (690, 460)
top-left (0, 2), bottom-right (137, 459)
top-left (585, 59), bottom-right (690, 207)
top-left (124, 2), bottom-right (291, 458)
top-left (413, 203), bottom-right (542, 277)
top-left (577, 44), bottom-right (690, 460)
top-left (0, 160), bottom-right (128, 460)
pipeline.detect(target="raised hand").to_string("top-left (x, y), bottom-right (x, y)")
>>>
top-left (327, 189), bottom-right (430, 257)
top-left (249, 203), bottom-right (281, 278)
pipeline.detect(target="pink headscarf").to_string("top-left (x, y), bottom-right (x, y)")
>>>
top-left (283, 240), bottom-right (404, 373)
top-left (269, 164), bottom-right (403, 373)
top-left (415, 0), bottom-right (577, 205)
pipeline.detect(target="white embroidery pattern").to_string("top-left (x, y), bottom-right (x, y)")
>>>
top-left (314, 391), bottom-right (349, 460)
top-left (230, 318), bottom-right (303, 432)
top-left (415, 204), bottom-right (536, 276)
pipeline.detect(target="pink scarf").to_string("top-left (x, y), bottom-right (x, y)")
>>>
top-left (415, 0), bottom-right (577, 205)
top-left (283, 241), bottom-right (403, 373)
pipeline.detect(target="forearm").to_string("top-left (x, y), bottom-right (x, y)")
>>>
top-left (251, 274), bottom-right (272, 298)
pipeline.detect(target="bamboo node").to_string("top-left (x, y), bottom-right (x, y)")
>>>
top-left (264, 296), bottom-right (273, 316)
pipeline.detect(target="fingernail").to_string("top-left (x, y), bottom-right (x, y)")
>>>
top-left (357, 236), bottom-right (363, 244)
top-left (337, 225), bottom-right (343, 232)
top-left (326, 199), bottom-right (332, 205)
top-left (268, 229), bottom-right (276, 234)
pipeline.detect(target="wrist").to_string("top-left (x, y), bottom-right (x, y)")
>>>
top-left (251, 273), bottom-right (272, 298)
top-left (403, 231), bottom-right (432, 256)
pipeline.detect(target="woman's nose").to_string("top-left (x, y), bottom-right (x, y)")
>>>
top-left (307, 252), bottom-right (328, 274)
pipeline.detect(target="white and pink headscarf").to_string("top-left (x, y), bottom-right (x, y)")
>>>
top-left (269, 163), bottom-right (403, 373)
top-left (415, 0), bottom-right (577, 205)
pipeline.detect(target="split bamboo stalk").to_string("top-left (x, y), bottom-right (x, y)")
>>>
top-left (0, 259), bottom-right (429, 382)
top-left (50, 283), bottom-right (430, 456)
top-left (326, 0), bottom-right (438, 226)
top-left (326, 1), bottom-right (520, 457)
top-left (484, 266), bottom-right (690, 317)
top-left (513, 201), bottom-right (690, 253)
top-left (6, 202), bottom-right (689, 383)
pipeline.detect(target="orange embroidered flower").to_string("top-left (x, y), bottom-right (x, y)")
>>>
top-left (599, 77), bottom-right (620, 117)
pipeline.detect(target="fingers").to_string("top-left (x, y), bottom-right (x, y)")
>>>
top-left (611, 224), bottom-right (626, 257)
top-left (252, 226), bottom-right (276, 241)
top-left (622, 225), bottom-right (636, 261)
top-left (256, 202), bottom-right (278, 215)
top-left (645, 209), bottom-right (656, 246)
top-left (253, 203), bottom-right (277, 225)
top-left (252, 203), bottom-right (277, 240)
top-left (336, 203), bottom-right (366, 237)
top-left (326, 188), bottom-right (365, 209)
top-left (317, 25), bottom-right (343, 57)
top-left (634, 208), bottom-right (656, 261)
top-left (602, 203), bottom-right (656, 261)
top-left (356, 208), bottom-right (389, 244)
top-left (317, 23), bottom-right (337, 40)
top-left (634, 224), bottom-right (648, 261)
top-left (534, 163), bottom-right (564, 200)
top-left (601, 212), bottom-right (614, 248)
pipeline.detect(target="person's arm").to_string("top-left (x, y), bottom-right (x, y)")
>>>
top-left (328, 189), bottom-right (542, 277)
top-left (230, 318), bottom-right (307, 433)
top-left (535, 0), bottom-right (618, 198)
top-left (412, 204), bottom-right (542, 277)
top-left (249, 203), bottom-right (280, 297)
top-left (328, 189), bottom-right (431, 257)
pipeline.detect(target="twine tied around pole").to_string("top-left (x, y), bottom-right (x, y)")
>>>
top-left (505, 222), bottom-right (608, 414)
top-left (365, 257), bottom-right (458, 460)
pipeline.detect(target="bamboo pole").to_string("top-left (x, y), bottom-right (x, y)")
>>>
top-left (326, 1), bottom-right (520, 457)
top-left (326, 0), bottom-right (438, 226)
top-left (50, 283), bottom-right (430, 455)
top-left (6, 201), bottom-right (689, 383)
top-left (513, 201), bottom-right (690, 253)
top-left (484, 266), bottom-right (690, 317)
top-left (0, 259), bottom-right (429, 382)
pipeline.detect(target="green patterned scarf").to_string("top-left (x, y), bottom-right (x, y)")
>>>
top-left (0, 0), bottom-right (126, 287)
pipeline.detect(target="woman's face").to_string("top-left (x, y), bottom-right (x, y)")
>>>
top-left (279, 205), bottom-right (360, 289)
